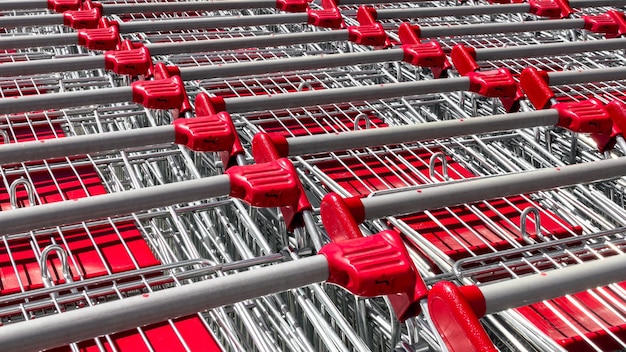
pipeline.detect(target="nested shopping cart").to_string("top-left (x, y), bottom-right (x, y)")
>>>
top-left (2, 0), bottom-right (626, 352)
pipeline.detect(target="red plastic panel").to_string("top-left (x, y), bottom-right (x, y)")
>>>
top-left (517, 283), bottom-right (626, 352)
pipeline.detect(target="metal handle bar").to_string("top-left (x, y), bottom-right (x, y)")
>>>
top-left (547, 66), bottom-right (626, 86)
top-left (0, 0), bottom-right (46, 11)
top-left (100, 0), bottom-right (277, 15)
top-left (0, 86), bottom-right (131, 115)
top-left (419, 18), bottom-right (585, 38)
top-left (179, 49), bottom-right (404, 80)
top-left (481, 253), bottom-right (626, 314)
top-left (283, 110), bottom-right (559, 156)
top-left (0, 55), bottom-right (104, 77)
top-left (360, 156), bottom-right (626, 220)
top-left (146, 29), bottom-right (349, 56)
top-left (0, 125), bottom-right (174, 164)
top-left (0, 33), bottom-right (78, 50)
top-left (0, 174), bottom-right (231, 235)
top-left (0, 14), bottom-right (63, 29)
top-left (474, 37), bottom-right (626, 61)
top-left (0, 254), bottom-right (330, 352)
top-left (118, 12), bottom-right (309, 34)
top-left (374, 0), bottom-right (626, 19)
top-left (221, 78), bottom-right (471, 114)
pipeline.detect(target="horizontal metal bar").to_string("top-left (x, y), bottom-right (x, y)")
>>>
top-left (224, 78), bottom-right (470, 113)
top-left (0, 87), bottom-right (132, 115)
top-left (0, 125), bottom-right (175, 165)
top-left (119, 13), bottom-right (308, 34)
top-left (0, 55), bottom-right (104, 77)
top-left (547, 66), bottom-right (626, 86)
top-left (0, 254), bottom-right (329, 352)
top-left (481, 253), bottom-right (626, 314)
top-left (418, 18), bottom-right (585, 38)
top-left (570, 0), bottom-right (626, 6)
top-left (0, 13), bottom-right (62, 28)
top-left (476, 37), bottom-right (626, 61)
top-left (0, 33), bottom-right (78, 50)
top-left (0, 174), bottom-right (231, 235)
top-left (146, 30), bottom-right (349, 56)
top-left (361, 156), bottom-right (626, 220)
top-left (0, 0), bottom-right (46, 11)
top-left (179, 49), bottom-right (404, 81)
top-left (375, 4), bottom-right (530, 19)
top-left (101, 0), bottom-right (277, 15)
top-left (286, 109), bottom-right (560, 156)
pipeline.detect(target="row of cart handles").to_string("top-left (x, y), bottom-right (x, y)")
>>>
top-left (2, 0), bottom-right (626, 351)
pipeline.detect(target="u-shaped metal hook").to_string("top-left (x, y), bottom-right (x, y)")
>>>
top-left (429, 152), bottom-right (449, 182)
top-left (0, 130), bottom-right (9, 144)
top-left (9, 177), bottom-right (36, 209)
top-left (39, 244), bottom-right (72, 288)
top-left (297, 81), bottom-right (312, 92)
top-left (353, 113), bottom-right (371, 130)
top-left (520, 207), bottom-right (546, 243)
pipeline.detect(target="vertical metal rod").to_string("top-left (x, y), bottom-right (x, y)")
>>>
top-left (0, 175), bottom-right (231, 235)
top-left (0, 125), bottom-right (175, 165)
top-left (0, 255), bottom-right (330, 352)
top-left (481, 254), bottom-right (626, 314)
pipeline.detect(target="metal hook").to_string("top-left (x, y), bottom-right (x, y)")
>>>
top-left (429, 152), bottom-right (449, 182)
top-left (297, 81), bottom-right (313, 92)
top-left (353, 113), bottom-right (371, 131)
top-left (520, 207), bottom-right (546, 243)
top-left (0, 130), bottom-right (9, 144)
top-left (39, 244), bottom-right (72, 288)
top-left (9, 177), bottom-right (36, 209)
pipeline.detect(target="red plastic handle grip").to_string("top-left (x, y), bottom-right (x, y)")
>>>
top-left (467, 69), bottom-right (518, 99)
top-left (48, 0), bottom-right (81, 12)
top-left (226, 158), bottom-right (301, 207)
top-left (63, 8), bottom-right (102, 29)
top-left (131, 76), bottom-right (186, 110)
top-left (554, 99), bottom-right (613, 134)
top-left (320, 230), bottom-right (420, 297)
top-left (104, 46), bottom-right (153, 76)
top-left (77, 26), bottom-right (120, 51)
top-left (173, 112), bottom-right (237, 152)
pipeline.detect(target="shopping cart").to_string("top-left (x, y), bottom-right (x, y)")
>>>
top-left (2, 0), bottom-right (626, 352)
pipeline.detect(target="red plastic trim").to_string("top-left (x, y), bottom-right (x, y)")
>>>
top-left (466, 69), bottom-right (518, 99)
top-left (104, 46), bottom-right (153, 76)
top-left (519, 67), bottom-right (554, 110)
top-left (528, 0), bottom-right (572, 19)
top-left (607, 10), bottom-right (626, 37)
top-left (459, 285), bottom-right (487, 318)
top-left (275, 0), bottom-right (308, 12)
top-left (173, 112), bottom-right (236, 152)
top-left (583, 13), bottom-right (620, 37)
top-left (398, 22), bottom-right (421, 44)
top-left (63, 8), bottom-right (101, 29)
top-left (252, 132), bottom-right (290, 163)
top-left (47, 0), bottom-right (81, 12)
top-left (553, 99), bottom-right (613, 134)
top-left (131, 76), bottom-right (186, 110)
top-left (607, 100), bottom-right (626, 134)
top-left (320, 193), bottom-right (365, 242)
top-left (320, 230), bottom-right (419, 297)
top-left (347, 7), bottom-right (389, 47)
top-left (226, 158), bottom-right (301, 207)
top-left (77, 22), bottom-right (120, 51)
top-left (402, 41), bottom-right (446, 69)
top-left (428, 281), bottom-right (497, 352)
top-left (307, 0), bottom-right (344, 29)
top-left (450, 44), bottom-right (479, 76)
